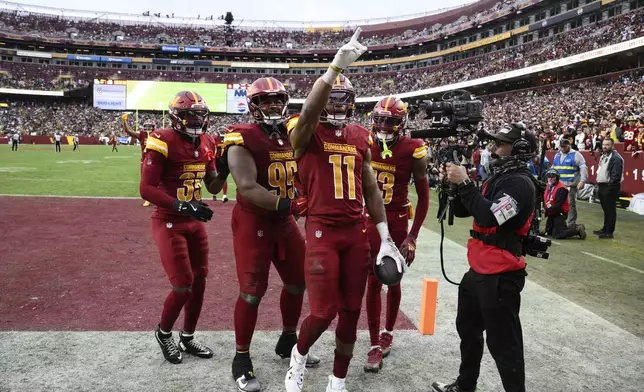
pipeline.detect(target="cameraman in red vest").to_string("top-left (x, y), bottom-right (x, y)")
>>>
top-left (543, 169), bottom-right (587, 240)
top-left (433, 123), bottom-right (551, 392)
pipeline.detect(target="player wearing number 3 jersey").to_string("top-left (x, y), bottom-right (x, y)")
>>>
top-left (285, 28), bottom-right (406, 392)
top-left (364, 95), bottom-right (430, 372)
top-left (140, 91), bottom-right (226, 365)
top-left (222, 77), bottom-right (318, 392)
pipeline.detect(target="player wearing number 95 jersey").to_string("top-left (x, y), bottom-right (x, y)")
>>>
top-left (285, 27), bottom-right (406, 392)
top-left (222, 77), bottom-right (318, 392)
top-left (363, 95), bottom-right (430, 372)
top-left (140, 91), bottom-right (227, 365)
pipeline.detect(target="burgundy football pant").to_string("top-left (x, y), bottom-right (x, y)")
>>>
top-left (297, 220), bottom-right (371, 378)
top-left (151, 218), bottom-right (209, 334)
top-left (231, 204), bottom-right (306, 350)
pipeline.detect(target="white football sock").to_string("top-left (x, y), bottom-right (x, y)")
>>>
top-left (330, 375), bottom-right (345, 390)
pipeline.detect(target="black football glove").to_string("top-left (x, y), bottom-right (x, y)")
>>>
top-left (173, 200), bottom-right (214, 222)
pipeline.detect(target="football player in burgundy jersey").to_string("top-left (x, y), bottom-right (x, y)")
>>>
top-left (363, 96), bottom-right (430, 372)
top-left (284, 29), bottom-right (405, 392)
top-left (222, 77), bottom-right (316, 392)
top-left (140, 91), bottom-right (227, 365)
top-left (122, 115), bottom-right (156, 206)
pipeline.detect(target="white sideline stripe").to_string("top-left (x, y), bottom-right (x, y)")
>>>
top-left (7, 178), bottom-right (138, 184)
top-left (581, 251), bottom-right (644, 274)
top-left (551, 240), bottom-right (563, 245)
top-left (0, 194), bottom-right (237, 200)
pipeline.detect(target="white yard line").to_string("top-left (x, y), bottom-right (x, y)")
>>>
top-left (581, 251), bottom-right (644, 274)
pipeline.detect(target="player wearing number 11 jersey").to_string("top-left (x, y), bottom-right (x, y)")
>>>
top-left (285, 28), bottom-right (406, 392)
top-left (140, 91), bottom-right (227, 365)
top-left (223, 77), bottom-right (318, 392)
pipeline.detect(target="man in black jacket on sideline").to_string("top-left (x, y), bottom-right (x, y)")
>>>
top-left (431, 123), bottom-right (547, 392)
top-left (594, 138), bottom-right (624, 239)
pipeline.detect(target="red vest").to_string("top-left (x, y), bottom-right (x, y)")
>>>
top-left (544, 181), bottom-right (569, 216)
top-left (468, 180), bottom-right (530, 274)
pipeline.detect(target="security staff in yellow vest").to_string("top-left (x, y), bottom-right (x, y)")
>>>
top-left (552, 139), bottom-right (587, 227)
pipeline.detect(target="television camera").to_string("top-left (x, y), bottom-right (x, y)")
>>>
top-left (408, 89), bottom-right (484, 226)
top-left (407, 90), bottom-right (550, 285)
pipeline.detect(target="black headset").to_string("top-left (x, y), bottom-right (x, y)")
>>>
top-left (510, 123), bottom-right (532, 156)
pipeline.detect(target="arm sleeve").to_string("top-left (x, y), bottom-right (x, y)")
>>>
top-left (545, 188), bottom-right (568, 214)
top-left (139, 150), bottom-right (176, 209)
top-left (458, 176), bottom-right (535, 229)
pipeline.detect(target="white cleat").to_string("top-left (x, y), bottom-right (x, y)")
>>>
top-left (284, 345), bottom-right (307, 392)
top-left (326, 375), bottom-right (348, 392)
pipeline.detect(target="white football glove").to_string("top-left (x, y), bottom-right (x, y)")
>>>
top-left (376, 237), bottom-right (407, 274)
top-left (330, 27), bottom-right (368, 71)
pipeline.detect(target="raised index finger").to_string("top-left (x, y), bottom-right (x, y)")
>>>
top-left (350, 27), bottom-right (362, 43)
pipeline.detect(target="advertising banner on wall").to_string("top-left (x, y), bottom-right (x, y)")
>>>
top-left (93, 83), bottom-right (127, 110)
top-left (226, 84), bottom-right (249, 114)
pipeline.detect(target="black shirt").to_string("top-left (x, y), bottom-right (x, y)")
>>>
top-left (454, 168), bottom-right (537, 232)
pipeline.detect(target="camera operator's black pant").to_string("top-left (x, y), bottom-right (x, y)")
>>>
top-left (456, 268), bottom-right (526, 392)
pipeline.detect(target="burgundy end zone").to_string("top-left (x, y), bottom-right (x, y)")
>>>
top-left (0, 197), bottom-right (415, 331)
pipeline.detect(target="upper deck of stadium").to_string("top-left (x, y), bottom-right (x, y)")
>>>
top-left (0, 0), bottom-right (545, 55)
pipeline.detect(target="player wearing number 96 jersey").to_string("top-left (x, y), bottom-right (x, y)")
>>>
top-left (363, 95), bottom-right (430, 373)
top-left (285, 34), bottom-right (406, 391)
top-left (222, 77), bottom-right (317, 392)
top-left (140, 90), bottom-right (227, 366)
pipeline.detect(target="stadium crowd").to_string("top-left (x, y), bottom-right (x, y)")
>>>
top-left (0, 0), bottom-right (516, 48)
top-left (3, 70), bottom-right (643, 153)
top-left (0, 6), bottom-right (641, 96)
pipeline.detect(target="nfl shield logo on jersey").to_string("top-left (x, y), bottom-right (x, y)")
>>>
top-left (315, 230), bottom-right (322, 238)
top-left (335, 130), bottom-right (343, 137)
top-left (257, 230), bottom-right (264, 237)
top-left (194, 150), bottom-right (199, 158)
top-left (277, 139), bottom-right (284, 146)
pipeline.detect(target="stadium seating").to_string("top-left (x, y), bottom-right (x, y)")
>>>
top-left (0, 7), bottom-right (641, 97)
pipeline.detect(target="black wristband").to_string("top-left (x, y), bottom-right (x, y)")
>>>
top-left (172, 200), bottom-right (183, 212)
top-left (276, 198), bottom-right (292, 211)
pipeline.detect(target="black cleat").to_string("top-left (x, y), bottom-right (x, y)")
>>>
top-left (179, 332), bottom-right (213, 358)
top-left (232, 352), bottom-right (261, 392)
top-left (275, 332), bottom-right (320, 368)
top-left (431, 381), bottom-right (475, 392)
top-left (593, 229), bottom-right (605, 235)
top-left (155, 325), bottom-right (182, 364)
top-left (598, 233), bottom-right (614, 239)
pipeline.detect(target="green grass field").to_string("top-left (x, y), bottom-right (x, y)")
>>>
top-left (2, 144), bottom-right (643, 337)
top-left (126, 80), bottom-right (227, 112)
